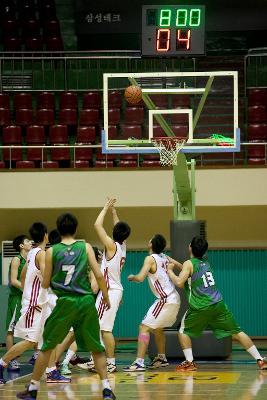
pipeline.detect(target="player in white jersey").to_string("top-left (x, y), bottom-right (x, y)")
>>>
top-left (0, 223), bottom-right (69, 385)
top-left (94, 198), bottom-right (131, 373)
top-left (123, 234), bottom-right (182, 372)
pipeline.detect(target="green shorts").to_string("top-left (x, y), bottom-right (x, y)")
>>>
top-left (41, 294), bottom-right (104, 353)
top-left (179, 301), bottom-right (241, 339)
top-left (6, 294), bottom-right (22, 332)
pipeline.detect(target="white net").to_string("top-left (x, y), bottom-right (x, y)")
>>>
top-left (151, 137), bottom-right (186, 166)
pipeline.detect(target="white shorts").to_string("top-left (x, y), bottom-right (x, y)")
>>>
top-left (95, 289), bottom-right (122, 332)
top-left (14, 303), bottom-right (52, 346)
top-left (142, 300), bottom-right (180, 330)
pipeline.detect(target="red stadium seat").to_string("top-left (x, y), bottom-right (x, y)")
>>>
top-left (3, 37), bottom-right (22, 51)
top-left (14, 93), bottom-right (32, 109)
top-left (26, 125), bottom-right (45, 143)
top-left (74, 145), bottom-right (93, 162)
top-left (36, 109), bottom-right (55, 126)
top-left (0, 93), bottom-right (10, 109)
top-left (171, 125), bottom-right (188, 138)
top-left (0, 161), bottom-right (6, 169)
top-left (108, 91), bottom-right (122, 108)
top-left (172, 94), bottom-right (190, 108)
top-left (248, 88), bottom-right (267, 106)
top-left (3, 125), bottom-right (23, 162)
top-left (94, 160), bottom-right (114, 168)
top-left (25, 36), bottom-right (43, 52)
top-left (58, 109), bottom-right (77, 125)
top-left (118, 160), bottom-right (138, 168)
top-left (21, 19), bottom-right (40, 38)
top-left (248, 105), bottom-right (267, 123)
top-left (43, 19), bottom-right (61, 38)
top-left (49, 125), bottom-right (68, 144)
top-left (247, 158), bottom-right (265, 165)
top-left (46, 36), bottom-right (64, 51)
top-left (0, 108), bottom-right (11, 126)
top-left (2, 18), bottom-right (19, 37)
top-left (108, 108), bottom-right (120, 125)
top-left (247, 124), bottom-right (267, 141)
top-left (59, 92), bottom-right (78, 109)
top-left (171, 111), bottom-right (189, 124)
top-left (247, 142), bottom-right (265, 158)
top-left (3, 125), bottom-right (22, 144)
top-left (120, 154), bottom-right (138, 160)
top-left (76, 126), bottom-right (96, 143)
top-left (121, 124), bottom-right (142, 139)
top-left (150, 94), bottom-right (168, 108)
top-left (37, 92), bottom-right (55, 109)
top-left (50, 146), bottom-right (70, 162)
top-left (72, 160), bottom-right (90, 168)
top-left (124, 107), bottom-right (144, 125)
top-left (108, 125), bottom-right (118, 139)
top-left (16, 161), bottom-right (35, 169)
top-left (83, 91), bottom-right (101, 109)
top-left (80, 109), bottom-right (99, 125)
top-left (42, 161), bottom-right (59, 168)
top-left (95, 148), bottom-right (116, 161)
top-left (16, 109), bottom-right (34, 126)
top-left (141, 160), bottom-right (161, 168)
top-left (38, 2), bottom-right (57, 20)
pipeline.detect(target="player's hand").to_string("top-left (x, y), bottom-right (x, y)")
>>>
top-left (128, 274), bottom-right (135, 281)
top-left (104, 198), bottom-right (117, 210)
top-left (167, 262), bottom-right (175, 271)
top-left (103, 295), bottom-right (111, 310)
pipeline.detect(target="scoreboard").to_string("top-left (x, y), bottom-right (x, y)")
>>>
top-left (142, 5), bottom-right (205, 56)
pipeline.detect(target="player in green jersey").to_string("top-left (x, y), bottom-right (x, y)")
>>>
top-left (16, 213), bottom-right (115, 400)
top-left (5, 235), bottom-right (32, 372)
top-left (168, 236), bottom-right (267, 372)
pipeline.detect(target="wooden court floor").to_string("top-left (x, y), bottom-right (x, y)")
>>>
top-left (0, 342), bottom-right (267, 399)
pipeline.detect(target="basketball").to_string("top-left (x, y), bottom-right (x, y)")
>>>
top-left (124, 85), bottom-right (142, 105)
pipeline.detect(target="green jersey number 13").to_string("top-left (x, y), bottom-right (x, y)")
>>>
top-left (201, 271), bottom-right (215, 288)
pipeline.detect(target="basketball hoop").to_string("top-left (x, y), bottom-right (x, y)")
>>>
top-left (151, 136), bottom-right (186, 166)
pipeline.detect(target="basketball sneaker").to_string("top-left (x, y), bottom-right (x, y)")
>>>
top-left (0, 365), bottom-right (6, 384)
top-left (46, 369), bottom-right (71, 383)
top-left (16, 385), bottom-right (37, 399)
top-left (103, 388), bottom-right (116, 399)
top-left (148, 356), bottom-right (169, 369)
top-left (257, 358), bottom-right (267, 370)
top-left (69, 355), bottom-right (89, 366)
top-left (7, 359), bottom-right (20, 372)
top-left (77, 356), bottom-right (94, 370)
top-left (175, 360), bottom-right (197, 372)
top-left (107, 363), bottom-right (117, 373)
top-left (60, 363), bottom-right (72, 375)
top-left (123, 362), bottom-right (146, 372)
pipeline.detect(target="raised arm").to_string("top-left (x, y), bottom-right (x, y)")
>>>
top-left (111, 204), bottom-right (119, 226)
top-left (86, 243), bottom-right (110, 309)
top-left (168, 260), bottom-right (193, 288)
top-left (128, 255), bottom-right (155, 283)
top-left (10, 257), bottom-right (24, 290)
top-left (94, 199), bottom-right (117, 256)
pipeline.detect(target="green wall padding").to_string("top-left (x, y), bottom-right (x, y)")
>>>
top-left (113, 250), bottom-right (267, 337)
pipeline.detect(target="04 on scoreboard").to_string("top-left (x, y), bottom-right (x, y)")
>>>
top-left (142, 5), bottom-right (205, 56)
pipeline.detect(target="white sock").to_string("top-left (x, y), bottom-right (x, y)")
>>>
top-left (158, 353), bottom-right (167, 360)
top-left (102, 379), bottom-right (111, 390)
top-left (247, 345), bottom-right (262, 361)
top-left (29, 380), bottom-right (40, 391)
top-left (183, 348), bottom-right (193, 362)
top-left (136, 358), bottom-right (145, 366)
top-left (63, 350), bottom-right (76, 364)
top-left (107, 357), bottom-right (115, 365)
top-left (0, 359), bottom-right (7, 367)
top-left (46, 366), bottom-right (57, 374)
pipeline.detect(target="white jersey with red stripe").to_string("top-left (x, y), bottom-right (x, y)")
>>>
top-left (148, 253), bottom-right (180, 304)
top-left (21, 247), bottom-right (48, 316)
top-left (100, 242), bottom-right (126, 291)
